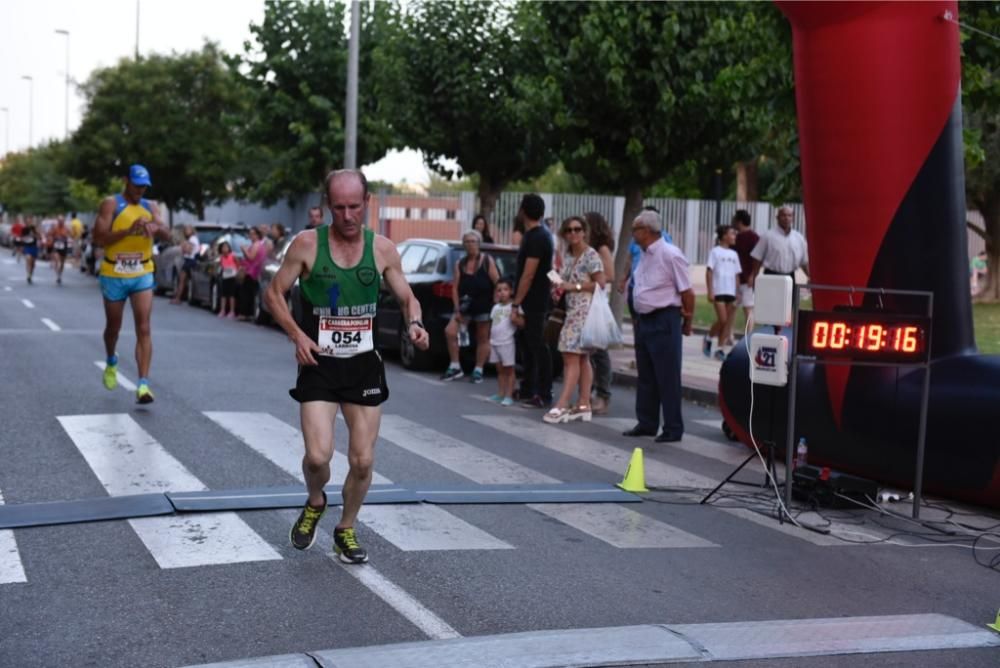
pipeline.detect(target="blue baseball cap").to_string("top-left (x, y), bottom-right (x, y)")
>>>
top-left (129, 164), bottom-right (152, 187)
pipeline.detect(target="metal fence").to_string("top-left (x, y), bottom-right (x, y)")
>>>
top-left (481, 191), bottom-right (807, 264)
top-left (165, 189), bottom-right (982, 267)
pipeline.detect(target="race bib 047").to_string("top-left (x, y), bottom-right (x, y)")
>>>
top-left (114, 252), bottom-right (144, 275)
top-left (317, 315), bottom-right (374, 358)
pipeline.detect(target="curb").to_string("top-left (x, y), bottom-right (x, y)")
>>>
top-left (611, 370), bottom-right (719, 407)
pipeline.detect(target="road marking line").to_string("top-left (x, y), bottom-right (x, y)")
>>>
top-left (333, 552), bottom-right (461, 640)
top-left (0, 489), bottom-right (28, 585)
top-left (57, 414), bottom-right (281, 568)
top-left (93, 361), bottom-right (138, 392)
top-left (205, 412), bottom-right (511, 552)
top-left (40, 318), bottom-right (61, 331)
top-left (20, 299), bottom-right (34, 309)
top-left (381, 415), bottom-right (715, 549)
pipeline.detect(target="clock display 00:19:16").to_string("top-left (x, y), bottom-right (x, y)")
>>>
top-left (809, 320), bottom-right (921, 353)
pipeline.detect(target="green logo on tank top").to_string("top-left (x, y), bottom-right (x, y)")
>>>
top-left (356, 266), bottom-right (377, 286)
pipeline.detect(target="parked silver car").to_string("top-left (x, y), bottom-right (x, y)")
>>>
top-left (152, 224), bottom-right (244, 298)
top-left (255, 237), bottom-right (301, 324)
top-left (186, 230), bottom-right (253, 312)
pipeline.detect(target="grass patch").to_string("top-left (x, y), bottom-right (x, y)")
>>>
top-left (973, 302), bottom-right (1000, 354)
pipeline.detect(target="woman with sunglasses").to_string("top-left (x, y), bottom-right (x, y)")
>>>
top-left (543, 216), bottom-right (606, 424)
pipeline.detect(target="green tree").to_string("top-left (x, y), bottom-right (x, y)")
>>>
top-left (0, 142), bottom-right (74, 215)
top-left (961, 2), bottom-right (1000, 302)
top-left (530, 1), bottom-right (791, 314)
top-left (236, 0), bottom-right (397, 204)
top-left (69, 43), bottom-right (247, 224)
top-left (374, 0), bottom-right (556, 223)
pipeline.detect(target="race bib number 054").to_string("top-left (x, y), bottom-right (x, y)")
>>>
top-left (318, 316), bottom-right (374, 358)
top-left (114, 252), bottom-right (144, 275)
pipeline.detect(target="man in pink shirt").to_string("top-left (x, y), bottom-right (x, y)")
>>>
top-left (623, 210), bottom-right (695, 443)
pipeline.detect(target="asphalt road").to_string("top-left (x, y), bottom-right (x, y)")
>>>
top-left (0, 253), bottom-right (998, 668)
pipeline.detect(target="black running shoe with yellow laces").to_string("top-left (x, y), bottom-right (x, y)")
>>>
top-left (333, 526), bottom-right (368, 564)
top-left (289, 491), bottom-right (326, 550)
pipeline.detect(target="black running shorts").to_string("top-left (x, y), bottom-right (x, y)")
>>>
top-left (289, 349), bottom-right (389, 406)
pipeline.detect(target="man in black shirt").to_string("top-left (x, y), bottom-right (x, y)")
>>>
top-left (511, 193), bottom-right (554, 407)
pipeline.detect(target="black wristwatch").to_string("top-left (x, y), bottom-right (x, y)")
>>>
top-left (408, 319), bottom-right (424, 329)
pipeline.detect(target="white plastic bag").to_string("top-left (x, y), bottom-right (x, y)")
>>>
top-left (580, 286), bottom-right (624, 350)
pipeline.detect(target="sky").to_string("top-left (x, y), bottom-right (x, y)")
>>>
top-left (0, 0), bottom-right (432, 184)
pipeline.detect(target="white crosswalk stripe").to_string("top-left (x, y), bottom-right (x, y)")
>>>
top-left (0, 488), bottom-right (28, 584)
top-left (466, 413), bottom-right (888, 546)
top-left (57, 414), bottom-right (281, 568)
top-left (203, 411), bottom-right (512, 552)
top-left (465, 414), bottom-right (718, 489)
top-left (380, 415), bottom-right (716, 549)
top-left (587, 417), bottom-right (884, 546)
top-left (593, 416), bottom-right (760, 468)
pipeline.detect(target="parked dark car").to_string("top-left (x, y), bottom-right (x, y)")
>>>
top-left (185, 230), bottom-right (253, 312)
top-left (152, 224), bottom-right (244, 298)
top-left (375, 239), bottom-right (519, 370)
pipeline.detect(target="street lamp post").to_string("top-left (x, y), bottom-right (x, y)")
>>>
top-left (0, 107), bottom-right (9, 156)
top-left (135, 0), bottom-right (141, 59)
top-left (55, 29), bottom-right (70, 139)
top-left (21, 75), bottom-right (34, 148)
top-left (344, 0), bottom-right (359, 168)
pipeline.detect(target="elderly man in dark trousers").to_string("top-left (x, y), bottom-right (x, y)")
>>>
top-left (623, 210), bottom-right (695, 443)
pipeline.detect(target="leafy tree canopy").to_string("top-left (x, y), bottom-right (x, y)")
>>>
top-left (236, 0), bottom-right (397, 204)
top-left (70, 43), bottom-right (247, 222)
top-left (960, 1), bottom-right (1000, 300)
top-left (528, 0), bottom-right (791, 315)
top-left (374, 0), bottom-right (557, 221)
top-left (0, 141), bottom-right (106, 215)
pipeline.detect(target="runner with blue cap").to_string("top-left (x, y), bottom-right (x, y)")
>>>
top-left (93, 164), bottom-right (170, 403)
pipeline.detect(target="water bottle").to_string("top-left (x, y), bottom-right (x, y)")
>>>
top-left (458, 322), bottom-right (470, 347)
top-left (795, 437), bottom-right (808, 469)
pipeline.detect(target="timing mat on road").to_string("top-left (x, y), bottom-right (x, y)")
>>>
top-left (0, 482), bottom-right (640, 529)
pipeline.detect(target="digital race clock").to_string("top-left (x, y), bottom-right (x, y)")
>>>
top-left (796, 310), bottom-right (931, 363)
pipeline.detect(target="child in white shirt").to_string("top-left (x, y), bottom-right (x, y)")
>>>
top-left (705, 225), bottom-right (741, 360)
top-left (488, 278), bottom-right (518, 406)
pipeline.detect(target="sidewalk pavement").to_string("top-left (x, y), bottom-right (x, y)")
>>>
top-left (609, 322), bottom-right (723, 406)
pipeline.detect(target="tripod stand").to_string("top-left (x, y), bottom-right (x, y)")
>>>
top-left (700, 383), bottom-right (793, 524)
top-left (699, 438), bottom-right (779, 504)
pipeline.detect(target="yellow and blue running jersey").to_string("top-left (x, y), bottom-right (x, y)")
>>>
top-left (100, 194), bottom-right (155, 278)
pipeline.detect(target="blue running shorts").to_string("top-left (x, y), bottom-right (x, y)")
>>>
top-left (99, 273), bottom-right (156, 302)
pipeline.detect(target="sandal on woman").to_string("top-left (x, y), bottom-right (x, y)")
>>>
top-left (569, 405), bottom-right (593, 422)
top-left (543, 407), bottom-right (571, 424)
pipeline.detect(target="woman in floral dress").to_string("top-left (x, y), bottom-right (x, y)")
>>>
top-left (543, 216), bottom-right (606, 424)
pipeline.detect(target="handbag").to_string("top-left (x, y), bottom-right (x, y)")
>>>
top-left (580, 286), bottom-right (624, 350)
top-left (543, 296), bottom-right (566, 346)
top-left (542, 253), bottom-right (582, 346)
